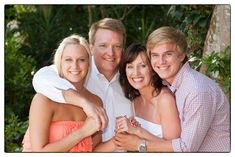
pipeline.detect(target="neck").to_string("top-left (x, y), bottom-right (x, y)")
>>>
top-left (100, 69), bottom-right (118, 82)
top-left (73, 82), bottom-right (85, 92)
top-left (139, 86), bottom-right (155, 105)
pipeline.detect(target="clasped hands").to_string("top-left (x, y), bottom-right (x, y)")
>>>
top-left (113, 116), bottom-right (141, 151)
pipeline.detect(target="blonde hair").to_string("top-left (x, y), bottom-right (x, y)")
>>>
top-left (53, 34), bottom-right (91, 82)
top-left (147, 26), bottom-right (188, 54)
top-left (88, 18), bottom-right (126, 47)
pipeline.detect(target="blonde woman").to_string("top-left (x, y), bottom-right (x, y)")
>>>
top-left (22, 34), bottom-right (102, 152)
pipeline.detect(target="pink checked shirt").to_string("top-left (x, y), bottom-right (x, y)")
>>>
top-left (169, 62), bottom-right (230, 152)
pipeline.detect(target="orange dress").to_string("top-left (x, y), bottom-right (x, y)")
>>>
top-left (22, 121), bottom-right (92, 152)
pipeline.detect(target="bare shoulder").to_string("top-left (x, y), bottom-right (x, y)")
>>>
top-left (32, 93), bottom-right (50, 102)
top-left (158, 87), bottom-right (174, 99)
top-left (155, 87), bottom-right (176, 108)
top-left (28, 93), bottom-right (55, 123)
top-left (31, 93), bottom-right (54, 110)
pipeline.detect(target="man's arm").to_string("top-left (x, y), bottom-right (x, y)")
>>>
top-left (32, 65), bottom-right (75, 103)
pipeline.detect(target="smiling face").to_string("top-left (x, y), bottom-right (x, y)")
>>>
top-left (61, 44), bottom-right (89, 88)
top-left (149, 42), bottom-right (186, 84)
top-left (126, 52), bottom-right (152, 91)
top-left (90, 28), bottom-right (124, 81)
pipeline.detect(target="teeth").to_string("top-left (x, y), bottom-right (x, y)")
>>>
top-left (105, 58), bottom-right (115, 62)
top-left (70, 71), bottom-right (79, 75)
top-left (158, 66), bottom-right (168, 70)
top-left (132, 77), bottom-right (143, 82)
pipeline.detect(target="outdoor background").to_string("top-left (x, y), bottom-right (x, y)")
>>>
top-left (4, 5), bottom-right (231, 152)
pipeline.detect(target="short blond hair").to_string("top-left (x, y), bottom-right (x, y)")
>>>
top-left (88, 18), bottom-right (126, 47)
top-left (147, 26), bottom-right (188, 54)
top-left (53, 34), bottom-right (91, 79)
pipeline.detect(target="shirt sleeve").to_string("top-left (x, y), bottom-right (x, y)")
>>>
top-left (32, 64), bottom-right (76, 103)
top-left (172, 92), bottom-right (215, 152)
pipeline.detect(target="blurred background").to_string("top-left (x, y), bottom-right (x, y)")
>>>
top-left (4, 5), bottom-right (230, 152)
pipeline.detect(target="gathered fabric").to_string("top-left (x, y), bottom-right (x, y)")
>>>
top-left (22, 121), bottom-right (92, 152)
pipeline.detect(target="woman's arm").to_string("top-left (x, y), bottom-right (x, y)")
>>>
top-left (93, 138), bottom-right (116, 152)
top-left (157, 90), bottom-right (181, 140)
top-left (29, 94), bottom-right (99, 152)
top-left (33, 65), bottom-right (108, 131)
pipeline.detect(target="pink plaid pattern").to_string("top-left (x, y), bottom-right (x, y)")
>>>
top-left (169, 62), bottom-right (230, 152)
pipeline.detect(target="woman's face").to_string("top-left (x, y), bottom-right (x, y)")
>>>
top-left (61, 44), bottom-right (89, 87)
top-left (125, 52), bottom-right (152, 91)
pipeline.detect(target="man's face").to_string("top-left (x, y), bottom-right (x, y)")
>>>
top-left (90, 28), bottom-right (124, 80)
top-left (149, 42), bottom-right (186, 84)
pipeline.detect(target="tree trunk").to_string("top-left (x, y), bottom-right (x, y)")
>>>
top-left (200, 4), bottom-right (230, 100)
top-left (201, 4), bottom-right (230, 72)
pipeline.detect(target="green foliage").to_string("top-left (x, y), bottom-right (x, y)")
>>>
top-left (167, 5), bottom-right (213, 58)
top-left (189, 46), bottom-right (231, 94)
top-left (5, 112), bottom-right (28, 152)
top-left (5, 22), bottom-right (36, 118)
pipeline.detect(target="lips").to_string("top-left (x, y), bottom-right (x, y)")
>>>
top-left (104, 57), bottom-right (115, 62)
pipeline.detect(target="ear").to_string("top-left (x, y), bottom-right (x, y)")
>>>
top-left (89, 44), bottom-right (94, 56)
top-left (179, 53), bottom-right (186, 62)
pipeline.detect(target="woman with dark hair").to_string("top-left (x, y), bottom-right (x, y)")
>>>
top-left (115, 43), bottom-right (181, 152)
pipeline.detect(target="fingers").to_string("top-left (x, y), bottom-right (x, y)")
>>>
top-left (87, 105), bottom-right (108, 131)
top-left (99, 108), bottom-right (108, 131)
top-left (116, 116), bottom-right (129, 133)
top-left (114, 133), bottom-right (126, 149)
top-left (116, 123), bottom-right (127, 133)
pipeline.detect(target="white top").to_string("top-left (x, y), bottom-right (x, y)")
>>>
top-left (32, 57), bottom-right (133, 142)
top-left (135, 116), bottom-right (163, 138)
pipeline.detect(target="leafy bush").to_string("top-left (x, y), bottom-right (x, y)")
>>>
top-left (189, 46), bottom-right (231, 94)
top-left (5, 112), bottom-right (28, 152)
top-left (5, 24), bottom-right (36, 118)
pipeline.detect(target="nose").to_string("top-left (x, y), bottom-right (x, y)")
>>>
top-left (134, 66), bottom-right (141, 75)
top-left (158, 55), bottom-right (166, 64)
top-left (72, 60), bottom-right (79, 70)
top-left (106, 46), bottom-right (115, 56)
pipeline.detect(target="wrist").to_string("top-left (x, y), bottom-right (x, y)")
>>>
top-left (134, 127), bottom-right (141, 137)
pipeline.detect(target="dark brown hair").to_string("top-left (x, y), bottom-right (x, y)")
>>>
top-left (119, 43), bottom-right (163, 101)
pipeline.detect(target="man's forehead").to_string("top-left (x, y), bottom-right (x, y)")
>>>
top-left (150, 42), bottom-right (178, 53)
